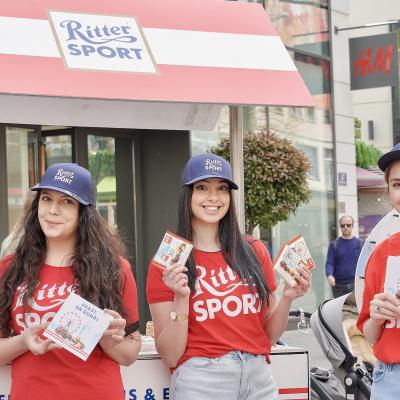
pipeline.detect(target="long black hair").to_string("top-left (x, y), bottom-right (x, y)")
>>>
top-left (0, 192), bottom-right (128, 337)
top-left (177, 185), bottom-right (271, 305)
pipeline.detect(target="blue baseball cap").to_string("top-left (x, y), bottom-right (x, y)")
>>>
top-left (181, 153), bottom-right (238, 190)
top-left (378, 143), bottom-right (400, 172)
top-left (31, 163), bottom-right (96, 206)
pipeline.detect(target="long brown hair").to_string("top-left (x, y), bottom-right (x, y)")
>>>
top-left (0, 192), bottom-right (127, 337)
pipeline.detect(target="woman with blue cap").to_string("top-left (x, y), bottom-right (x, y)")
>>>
top-left (357, 143), bottom-right (400, 399)
top-left (0, 163), bottom-right (141, 400)
top-left (146, 153), bottom-right (311, 399)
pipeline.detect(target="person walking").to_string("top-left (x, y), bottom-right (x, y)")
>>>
top-left (146, 153), bottom-right (311, 400)
top-left (357, 143), bottom-right (400, 399)
top-left (0, 163), bottom-right (141, 400)
top-left (325, 215), bottom-right (362, 298)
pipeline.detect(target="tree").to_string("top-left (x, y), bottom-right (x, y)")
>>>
top-left (354, 117), bottom-right (362, 139)
top-left (88, 149), bottom-right (115, 184)
top-left (354, 118), bottom-right (382, 168)
top-left (212, 130), bottom-right (311, 232)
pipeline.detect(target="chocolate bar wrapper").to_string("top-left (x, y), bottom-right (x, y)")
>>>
top-left (153, 231), bottom-right (193, 268)
top-left (273, 244), bottom-right (302, 287)
top-left (288, 235), bottom-right (315, 270)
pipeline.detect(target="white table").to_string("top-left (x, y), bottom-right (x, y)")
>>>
top-left (0, 345), bottom-right (309, 400)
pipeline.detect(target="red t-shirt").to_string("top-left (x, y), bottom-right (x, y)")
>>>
top-left (357, 232), bottom-right (400, 363)
top-left (146, 238), bottom-right (277, 369)
top-left (0, 255), bottom-right (139, 400)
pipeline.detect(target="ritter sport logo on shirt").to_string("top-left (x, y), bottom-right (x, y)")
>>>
top-left (48, 11), bottom-right (158, 73)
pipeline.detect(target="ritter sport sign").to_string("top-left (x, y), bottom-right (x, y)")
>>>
top-left (349, 32), bottom-right (399, 91)
top-left (49, 11), bottom-right (158, 74)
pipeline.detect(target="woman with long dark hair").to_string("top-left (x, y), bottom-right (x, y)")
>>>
top-left (146, 153), bottom-right (311, 399)
top-left (0, 163), bottom-right (140, 400)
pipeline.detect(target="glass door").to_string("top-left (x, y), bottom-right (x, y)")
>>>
top-left (5, 125), bottom-right (39, 230)
top-left (41, 126), bottom-right (74, 172)
top-left (88, 134), bottom-right (117, 228)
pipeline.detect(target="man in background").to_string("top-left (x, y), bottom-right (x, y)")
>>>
top-left (325, 215), bottom-right (362, 298)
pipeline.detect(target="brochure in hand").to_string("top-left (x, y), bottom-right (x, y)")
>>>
top-left (384, 256), bottom-right (400, 298)
top-left (43, 292), bottom-right (113, 361)
top-left (273, 244), bottom-right (303, 287)
top-left (153, 231), bottom-right (193, 268)
top-left (273, 235), bottom-right (315, 287)
top-left (288, 235), bottom-right (315, 271)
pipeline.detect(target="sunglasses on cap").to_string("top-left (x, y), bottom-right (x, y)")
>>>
top-left (340, 223), bottom-right (352, 228)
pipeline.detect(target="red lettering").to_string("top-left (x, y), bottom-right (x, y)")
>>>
top-left (354, 48), bottom-right (372, 77)
top-left (373, 45), bottom-right (393, 74)
top-left (354, 45), bottom-right (393, 78)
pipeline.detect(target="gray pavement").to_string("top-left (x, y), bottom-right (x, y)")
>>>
top-left (280, 328), bottom-right (331, 370)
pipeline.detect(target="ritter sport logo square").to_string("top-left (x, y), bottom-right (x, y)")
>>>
top-left (48, 11), bottom-right (158, 74)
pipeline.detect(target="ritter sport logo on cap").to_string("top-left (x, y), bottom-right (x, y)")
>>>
top-left (181, 153), bottom-right (238, 190)
top-left (31, 163), bottom-right (96, 206)
top-left (378, 143), bottom-right (400, 172)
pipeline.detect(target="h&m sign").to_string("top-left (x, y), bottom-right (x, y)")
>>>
top-left (349, 32), bottom-right (399, 90)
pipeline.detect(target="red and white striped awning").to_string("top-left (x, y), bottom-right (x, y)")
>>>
top-left (0, 0), bottom-right (313, 107)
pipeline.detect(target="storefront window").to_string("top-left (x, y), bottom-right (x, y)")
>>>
top-left (88, 135), bottom-right (117, 228)
top-left (264, 0), bottom-right (330, 57)
top-left (43, 133), bottom-right (72, 167)
top-left (191, 106), bottom-right (230, 155)
top-left (6, 126), bottom-right (38, 230)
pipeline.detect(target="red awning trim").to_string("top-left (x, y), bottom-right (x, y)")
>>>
top-left (0, 0), bottom-right (313, 107)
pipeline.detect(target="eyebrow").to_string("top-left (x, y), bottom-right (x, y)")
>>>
top-left (389, 178), bottom-right (400, 183)
top-left (196, 179), bottom-right (228, 184)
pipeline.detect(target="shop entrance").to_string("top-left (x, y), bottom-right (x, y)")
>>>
top-left (0, 124), bottom-right (189, 328)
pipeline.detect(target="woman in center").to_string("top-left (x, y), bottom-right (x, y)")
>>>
top-left (146, 153), bottom-right (311, 400)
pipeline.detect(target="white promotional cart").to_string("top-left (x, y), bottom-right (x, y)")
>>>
top-left (0, 345), bottom-right (309, 400)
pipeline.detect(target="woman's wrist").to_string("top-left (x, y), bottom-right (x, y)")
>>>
top-left (173, 293), bottom-right (190, 314)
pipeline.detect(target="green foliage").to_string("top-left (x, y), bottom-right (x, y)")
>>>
top-left (88, 149), bottom-right (115, 184)
top-left (355, 139), bottom-right (382, 169)
top-left (212, 130), bottom-right (311, 232)
top-left (354, 117), bottom-right (362, 139)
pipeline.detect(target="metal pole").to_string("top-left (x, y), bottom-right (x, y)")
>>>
top-left (229, 106), bottom-right (245, 233)
top-left (334, 19), bottom-right (400, 34)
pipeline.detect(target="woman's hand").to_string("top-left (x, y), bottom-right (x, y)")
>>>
top-left (162, 264), bottom-right (190, 298)
top-left (369, 292), bottom-right (400, 326)
top-left (21, 323), bottom-right (61, 356)
top-left (282, 263), bottom-right (311, 301)
top-left (99, 309), bottom-right (127, 350)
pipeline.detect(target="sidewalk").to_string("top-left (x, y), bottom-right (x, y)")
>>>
top-left (281, 322), bottom-right (331, 370)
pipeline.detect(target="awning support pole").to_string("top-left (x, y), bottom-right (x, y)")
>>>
top-left (229, 106), bottom-right (245, 233)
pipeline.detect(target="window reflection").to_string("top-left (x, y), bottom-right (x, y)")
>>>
top-left (44, 135), bottom-right (72, 167)
top-left (265, 0), bottom-right (330, 57)
top-left (6, 127), bottom-right (38, 230)
top-left (88, 135), bottom-right (117, 228)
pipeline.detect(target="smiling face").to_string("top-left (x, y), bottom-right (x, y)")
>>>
top-left (190, 178), bottom-right (230, 227)
top-left (38, 189), bottom-right (80, 242)
top-left (387, 160), bottom-right (400, 213)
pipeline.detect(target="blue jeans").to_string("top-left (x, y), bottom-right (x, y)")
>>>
top-left (371, 360), bottom-right (400, 399)
top-left (171, 351), bottom-right (277, 400)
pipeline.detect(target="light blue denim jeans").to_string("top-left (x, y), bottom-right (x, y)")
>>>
top-left (371, 360), bottom-right (400, 399)
top-left (170, 351), bottom-right (277, 400)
